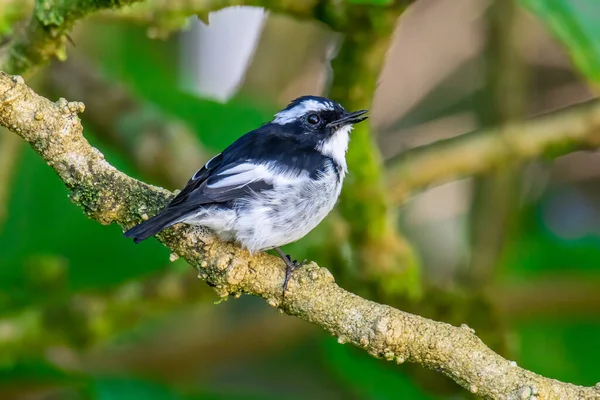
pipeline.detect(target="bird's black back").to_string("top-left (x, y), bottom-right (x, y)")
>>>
top-left (166, 123), bottom-right (334, 211)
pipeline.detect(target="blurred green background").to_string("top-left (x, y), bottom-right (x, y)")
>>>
top-left (1, 0), bottom-right (600, 398)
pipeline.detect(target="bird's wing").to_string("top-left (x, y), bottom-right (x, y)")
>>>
top-left (166, 127), bottom-right (318, 210)
top-left (200, 162), bottom-right (280, 202)
top-left (166, 157), bottom-right (283, 209)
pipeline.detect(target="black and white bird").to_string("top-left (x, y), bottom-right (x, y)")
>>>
top-left (124, 95), bottom-right (368, 294)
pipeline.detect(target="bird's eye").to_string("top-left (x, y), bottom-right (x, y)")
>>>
top-left (307, 114), bottom-right (321, 125)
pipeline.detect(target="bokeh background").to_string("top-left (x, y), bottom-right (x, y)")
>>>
top-left (1, 0), bottom-right (600, 398)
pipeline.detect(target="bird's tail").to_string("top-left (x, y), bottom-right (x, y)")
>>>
top-left (124, 209), bottom-right (188, 244)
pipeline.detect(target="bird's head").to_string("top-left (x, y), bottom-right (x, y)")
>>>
top-left (272, 96), bottom-right (368, 166)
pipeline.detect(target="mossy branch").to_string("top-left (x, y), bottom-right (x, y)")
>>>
top-left (2, 72), bottom-right (599, 400)
top-left (0, 0), bottom-right (144, 75)
top-left (466, 0), bottom-right (528, 287)
top-left (325, 2), bottom-right (421, 300)
top-left (96, 0), bottom-right (323, 38)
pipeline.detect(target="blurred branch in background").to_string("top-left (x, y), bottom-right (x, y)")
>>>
top-left (75, 306), bottom-right (312, 382)
top-left (97, 0), bottom-right (322, 39)
top-left (1, 66), bottom-right (599, 400)
top-left (325, 2), bottom-right (421, 302)
top-left (0, 0), bottom-right (325, 76)
top-left (43, 57), bottom-right (209, 188)
top-left (467, 0), bottom-right (528, 288)
top-left (0, 0), bottom-right (143, 75)
top-left (495, 274), bottom-right (600, 321)
top-left (386, 97), bottom-right (600, 204)
top-left (0, 128), bottom-right (22, 233)
top-left (0, 266), bottom-right (212, 363)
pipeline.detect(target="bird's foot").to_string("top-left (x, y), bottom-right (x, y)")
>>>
top-left (273, 247), bottom-right (307, 298)
top-left (282, 255), bottom-right (307, 297)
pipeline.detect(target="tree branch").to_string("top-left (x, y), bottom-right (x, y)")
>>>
top-left (1, 72), bottom-right (598, 400)
top-left (386, 98), bottom-right (600, 204)
top-left (466, 0), bottom-right (528, 287)
top-left (495, 274), bottom-right (600, 321)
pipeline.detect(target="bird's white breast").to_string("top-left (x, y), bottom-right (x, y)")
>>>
top-left (229, 162), bottom-right (343, 252)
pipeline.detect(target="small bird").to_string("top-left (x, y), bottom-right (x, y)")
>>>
top-left (124, 95), bottom-right (368, 294)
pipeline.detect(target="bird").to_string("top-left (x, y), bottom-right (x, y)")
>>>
top-left (124, 95), bottom-right (368, 295)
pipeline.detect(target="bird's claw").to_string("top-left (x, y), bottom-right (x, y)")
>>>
top-left (282, 255), bottom-right (306, 298)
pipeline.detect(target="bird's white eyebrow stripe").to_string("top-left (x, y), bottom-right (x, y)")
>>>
top-left (273, 100), bottom-right (335, 125)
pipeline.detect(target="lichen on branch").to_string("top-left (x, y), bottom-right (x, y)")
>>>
top-left (1, 71), bottom-right (598, 400)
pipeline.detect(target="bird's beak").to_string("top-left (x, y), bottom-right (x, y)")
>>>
top-left (328, 110), bottom-right (369, 128)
